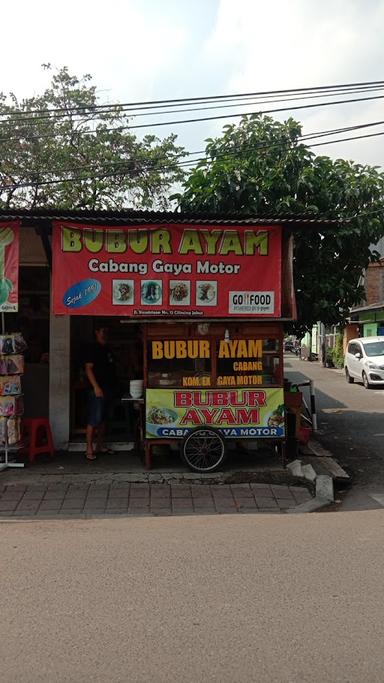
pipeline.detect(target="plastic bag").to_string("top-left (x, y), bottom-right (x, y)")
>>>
top-left (0, 395), bottom-right (24, 417)
top-left (0, 376), bottom-right (21, 396)
top-left (0, 355), bottom-right (24, 376)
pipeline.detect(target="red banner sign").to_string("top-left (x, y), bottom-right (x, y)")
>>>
top-left (0, 221), bottom-right (19, 313)
top-left (52, 222), bottom-right (282, 317)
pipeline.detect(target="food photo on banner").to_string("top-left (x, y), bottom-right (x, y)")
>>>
top-left (52, 222), bottom-right (282, 317)
top-left (0, 222), bottom-right (20, 313)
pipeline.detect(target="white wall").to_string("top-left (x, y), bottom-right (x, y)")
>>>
top-left (49, 314), bottom-right (70, 449)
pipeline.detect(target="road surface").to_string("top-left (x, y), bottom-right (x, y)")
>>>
top-left (1, 512), bottom-right (384, 682)
top-left (285, 354), bottom-right (384, 508)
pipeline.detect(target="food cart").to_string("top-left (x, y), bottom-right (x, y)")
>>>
top-left (143, 321), bottom-right (285, 470)
top-left (51, 216), bottom-right (297, 471)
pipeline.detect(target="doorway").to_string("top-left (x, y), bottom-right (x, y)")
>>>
top-left (70, 318), bottom-right (143, 443)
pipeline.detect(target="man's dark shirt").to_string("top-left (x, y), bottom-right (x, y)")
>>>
top-left (85, 343), bottom-right (116, 392)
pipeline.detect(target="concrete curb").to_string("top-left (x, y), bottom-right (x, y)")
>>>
top-left (0, 467), bottom-right (313, 489)
top-left (287, 455), bottom-right (335, 513)
top-left (286, 496), bottom-right (332, 514)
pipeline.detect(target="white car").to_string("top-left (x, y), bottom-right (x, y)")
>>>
top-left (345, 336), bottom-right (384, 388)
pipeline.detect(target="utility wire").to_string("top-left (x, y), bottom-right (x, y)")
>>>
top-left (3, 84), bottom-right (384, 125)
top-left (1, 78), bottom-right (384, 119)
top-left (2, 92), bottom-right (384, 144)
top-left (2, 118), bottom-right (384, 178)
top-left (124, 93), bottom-right (384, 130)
top-left (1, 127), bottom-right (384, 193)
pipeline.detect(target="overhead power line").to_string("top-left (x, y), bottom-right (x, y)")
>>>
top-left (2, 118), bottom-right (383, 179)
top-left (3, 83), bottom-right (384, 126)
top-left (2, 92), bottom-right (384, 145)
top-left (1, 126), bottom-right (384, 193)
top-left (124, 93), bottom-right (384, 130)
top-left (1, 78), bottom-right (384, 120)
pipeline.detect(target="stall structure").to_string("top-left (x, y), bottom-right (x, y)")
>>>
top-left (50, 216), bottom-right (295, 471)
top-left (0, 209), bottom-right (338, 472)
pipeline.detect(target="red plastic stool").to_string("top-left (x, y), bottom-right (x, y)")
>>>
top-left (22, 418), bottom-right (55, 464)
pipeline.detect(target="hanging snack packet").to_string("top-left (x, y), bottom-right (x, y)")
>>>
top-left (0, 336), bottom-right (15, 354)
top-left (0, 376), bottom-right (21, 396)
top-left (7, 417), bottom-right (21, 445)
top-left (0, 416), bottom-right (6, 444)
top-left (5, 355), bottom-right (24, 375)
top-left (0, 395), bottom-right (24, 417)
top-left (13, 333), bottom-right (27, 353)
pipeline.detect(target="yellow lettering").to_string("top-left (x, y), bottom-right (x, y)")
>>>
top-left (236, 375), bottom-right (262, 385)
top-left (187, 340), bottom-right (198, 359)
top-left (152, 339), bottom-right (210, 360)
top-left (179, 229), bottom-right (203, 255)
top-left (129, 230), bottom-right (148, 254)
top-left (218, 340), bottom-right (230, 358)
top-left (201, 230), bottom-right (222, 255)
top-left (176, 341), bottom-right (187, 358)
top-left (237, 340), bottom-right (249, 358)
top-left (84, 229), bottom-right (103, 253)
top-left (220, 231), bottom-right (242, 255)
top-left (151, 229), bottom-right (172, 254)
top-left (248, 339), bottom-right (263, 357)
top-left (200, 340), bottom-right (210, 358)
top-left (182, 376), bottom-right (200, 386)
top-left (163, 341), bottom-right (175, 359)
top-left (61, 227), bottom-right (82, 252)
top-left (233, 361), bottom-right (262, 371)
top-left (106, 230), bottom-right (127, 253)
top-left (228, 340), bottom-right (238, 356)
top-left (217, 376), bottom-right (236, 386)
top-left (152, 341), bottom-right (163, 359)
top-left (244, 230), bottom-right (268, 255)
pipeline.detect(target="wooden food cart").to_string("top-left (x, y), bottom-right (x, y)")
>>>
top-left (143, 321), bottom-right (285, 470)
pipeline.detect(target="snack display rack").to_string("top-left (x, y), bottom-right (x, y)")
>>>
top-left (0, 315), bottom-right (26, 472)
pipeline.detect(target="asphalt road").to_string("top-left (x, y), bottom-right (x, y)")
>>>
top-left (285, 355), bottom-right (384, 483)
top-left (2, 512), bottom-right (384, 682)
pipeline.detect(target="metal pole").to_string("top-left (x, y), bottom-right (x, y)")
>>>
top-left (309, 380), bottom-right (318, 431)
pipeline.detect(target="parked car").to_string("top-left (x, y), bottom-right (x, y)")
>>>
top-left (345, 336), bottom-right (384, 388)
top-left (284, 341), bottom-right (295, 352)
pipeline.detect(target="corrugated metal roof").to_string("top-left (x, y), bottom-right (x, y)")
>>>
top-left (0, 208), bottom-right (342, 227)
top-left (351, 302), bottom-right (384, 313)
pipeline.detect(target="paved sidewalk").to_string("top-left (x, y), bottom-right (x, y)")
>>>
top-left (0, 482), bottom-right (312, 517)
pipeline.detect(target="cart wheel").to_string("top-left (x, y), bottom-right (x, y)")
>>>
top-left (181, 427), bottom-right (226, 473)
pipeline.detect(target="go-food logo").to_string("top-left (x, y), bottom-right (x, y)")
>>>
top-left (229, 291), bottom-right (274, 314)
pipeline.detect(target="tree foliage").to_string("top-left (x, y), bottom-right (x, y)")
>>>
top-left (0, 66), bottom-right (186, 210)
top-left (177, 114), bottom-right (384, 334)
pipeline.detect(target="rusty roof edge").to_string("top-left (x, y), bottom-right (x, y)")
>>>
top-left (0, 208), bottom-right (344, 226)
top-left (350, 302), bottom-right (384, 313)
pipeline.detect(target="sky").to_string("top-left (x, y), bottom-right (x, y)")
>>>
top-left (2, 0), bottom-right (384, 167)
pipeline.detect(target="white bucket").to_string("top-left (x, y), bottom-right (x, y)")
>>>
top-left (130, 379), bottom-right (143, 399)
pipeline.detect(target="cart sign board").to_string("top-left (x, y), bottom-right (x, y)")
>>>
top-left (52, 222), bottom-right (282, 317)
top-left (145, 388), bottom-right (285, 439)
top-left (0, 221), bottom-right (20, 313)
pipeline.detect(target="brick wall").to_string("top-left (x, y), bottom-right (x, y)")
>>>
top-left (343, 324), bottom-right (360, 353)
top-left (365, 260), bottom-right (384, 305)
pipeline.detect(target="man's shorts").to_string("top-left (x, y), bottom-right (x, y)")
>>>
top-left (87, 391), bottom-right (109, 427)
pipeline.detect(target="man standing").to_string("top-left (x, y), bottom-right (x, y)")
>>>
top-left (84, 323), bottom-right (116, 460)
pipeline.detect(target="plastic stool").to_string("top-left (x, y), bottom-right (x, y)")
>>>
top-left (22, 418), bottom-right (55, 464)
